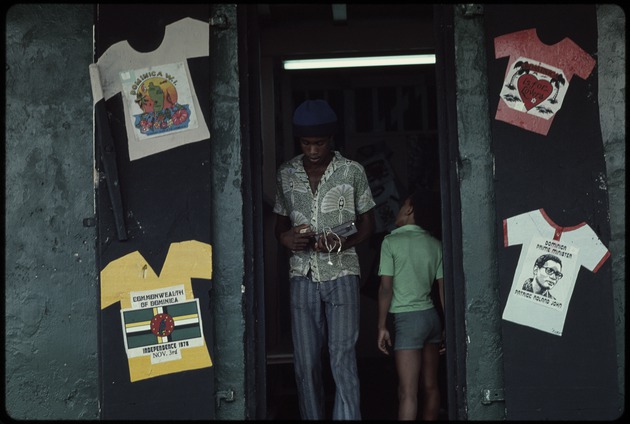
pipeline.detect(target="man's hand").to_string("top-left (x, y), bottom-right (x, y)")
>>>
top-left (313, 232), bottom-right (346, 253)
top-left (280, 224), bottom-right (316, 252)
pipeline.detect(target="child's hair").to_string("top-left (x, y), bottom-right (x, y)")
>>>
top-left (408, 189), bottom-right (441, 238)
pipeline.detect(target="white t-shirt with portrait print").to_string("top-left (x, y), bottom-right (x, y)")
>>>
top-left (501, 208), bottom-right (609, 336)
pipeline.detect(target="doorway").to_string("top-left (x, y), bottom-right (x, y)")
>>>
top-left (254, 4), bottom-right (445, 419)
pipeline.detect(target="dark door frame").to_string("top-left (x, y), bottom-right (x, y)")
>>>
top-left (238, 4), bottom-right (268, 420)
top-left (433, 4), bottom-right (468, 420)
top-left (239, 4), bottom-right (469, 420)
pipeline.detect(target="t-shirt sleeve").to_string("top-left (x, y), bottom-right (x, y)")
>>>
top-left (503, 210), bottom-right (535, 248)
top-left (272, 167), bottom-right (288, 216)
top-left (580, 227), bottom-right (611, 273)
top-left (354, 163), bottom-right (376, 215)
top-left (378, 237), bottom-right (394, 277)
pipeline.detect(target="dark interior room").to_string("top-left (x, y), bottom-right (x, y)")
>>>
top-left (255, 5), bottom-right (446, 419)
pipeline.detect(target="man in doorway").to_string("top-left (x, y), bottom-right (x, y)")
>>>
top-left (273, 99), bottom-right (376, 420)
top-left (522, 253), bottom-right (563, 299)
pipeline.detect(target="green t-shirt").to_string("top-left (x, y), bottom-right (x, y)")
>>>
top-left (378, 224), bottom-right (443, 313)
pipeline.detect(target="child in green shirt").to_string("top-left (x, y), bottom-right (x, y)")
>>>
top-left (377, 190), bottom-right (444, 420)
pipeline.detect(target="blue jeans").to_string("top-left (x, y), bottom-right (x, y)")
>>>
top-left (289, 274), bottom-right (361, 420)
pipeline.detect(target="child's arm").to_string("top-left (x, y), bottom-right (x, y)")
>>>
top-left (437, 277), bottom-right (445, 312)
top-left (436, 277), bottom-right (446, 354)
top-left (377, 275), bottom-right (394, 355)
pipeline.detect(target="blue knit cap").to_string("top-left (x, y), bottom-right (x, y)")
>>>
top-left (292, 99), bottom-right (338, 137)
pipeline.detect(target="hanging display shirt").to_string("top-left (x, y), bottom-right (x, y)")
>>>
top-left (501, 208), bottom-right (609, 336)
top-left (100, 240), bottom-right (213, 382)
top-left (94, 17), bottom-right (210, 161)
top-left (494, 28), bottom-right (595, 135)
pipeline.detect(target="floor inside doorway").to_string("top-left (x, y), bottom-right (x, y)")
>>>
top-left (266, 355), bottom-right (448, 420)
top-left (266, 356), bottom-right (397, 420)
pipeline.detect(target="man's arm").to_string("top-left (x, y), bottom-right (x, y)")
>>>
top-left (275, 214), bottom-right (316, 251)
top-left (314, 208), bottom-right (375, 253)
top-left (348, 208), bottom-right (375, 248)
top-left (274, 214), bottom-right (292, 241)
top-left (340, 208), bottom-right (375, 251)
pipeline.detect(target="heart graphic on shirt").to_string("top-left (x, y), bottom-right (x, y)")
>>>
top-left (517, 74), bottom-right (553, 111)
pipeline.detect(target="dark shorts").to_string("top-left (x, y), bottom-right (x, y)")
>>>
top-left (393, 308), bottom-right (442, 350)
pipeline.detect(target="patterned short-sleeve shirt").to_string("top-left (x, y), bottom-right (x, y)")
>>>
top-left (273, 151), bottom-right (376, 282)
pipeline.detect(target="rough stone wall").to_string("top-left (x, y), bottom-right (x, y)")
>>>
top-left (3, 3), bottom-right (624, 420)
top-left (452, 5), bottom-right (504, 420)
top-left (453, 4), bottom-right (625, 419)
top-left (597, 3), bottom-right (626, 406)
top-left (208, 4), bottom-right (247, 420)
top-left (4, 4), bottom-right (99, 419)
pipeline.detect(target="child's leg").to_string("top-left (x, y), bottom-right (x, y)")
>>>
top-left (395, 349), bottom-right (421, 420)
top-left (420, 342), bottom-right (441, 420)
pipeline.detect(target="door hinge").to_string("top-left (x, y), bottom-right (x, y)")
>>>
top-left (460, 4), bottom-right (484, 18)
top-left (216, 388), bottom-right (235, 408)
top-left (210, 14), bottom-right (229, 30)
top-left (481, 388), bottom-right (504, 405)
top-left (83, 217), bottom-right (96, 227)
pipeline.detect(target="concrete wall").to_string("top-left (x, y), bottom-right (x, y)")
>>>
top-left (596, 4), bottom-right (626, 404)
top-left (3, 3), bottom-right (624, 420)
top-left (453, 4), bottom-right (625, 420)
top-left (4, 3), bottom-right (248, 420)
top-left (4, 4), bottom-right (99, 419)
top-left (452, 5), bottom-right (504, 420)
top-left (208, 4), bottom-right (247, 420)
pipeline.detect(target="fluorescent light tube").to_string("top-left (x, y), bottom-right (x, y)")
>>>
top-left (283, 54), bottom-right (435, 70)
